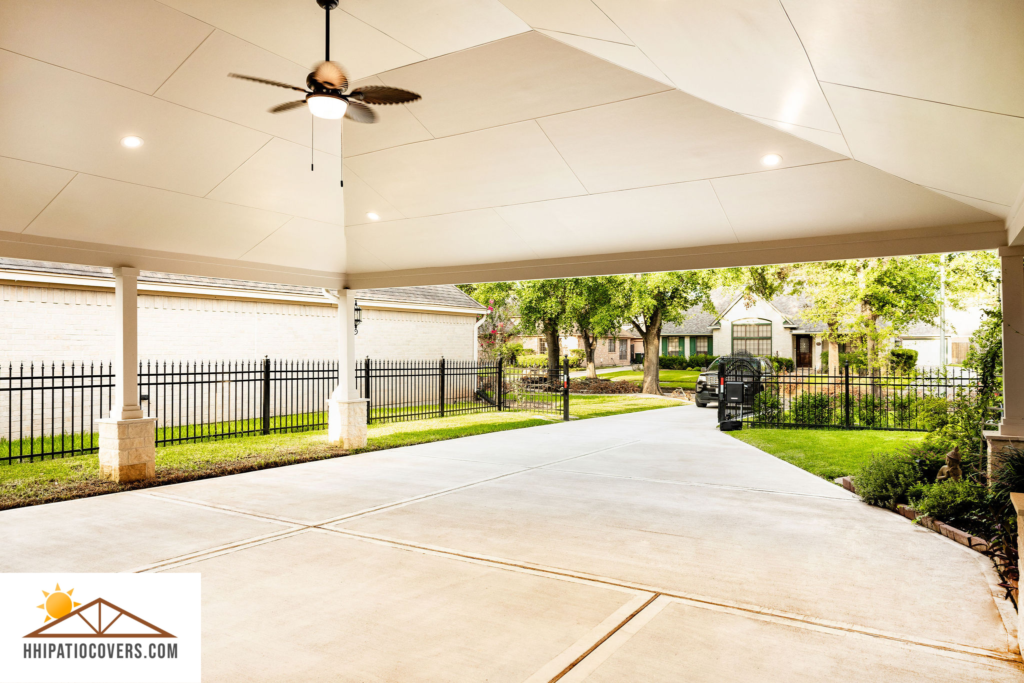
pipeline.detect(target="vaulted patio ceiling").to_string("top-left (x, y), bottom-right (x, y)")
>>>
top-left (0, 1), bottom-right (1022, 288)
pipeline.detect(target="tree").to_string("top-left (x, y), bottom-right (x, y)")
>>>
top-left (564, 277), bottom-right (621, 379)
top-left (788, 262), bottom-right (859, 374)
top-left (716, 265), bottom-right (794, 307)
top-left (517, 279), bottom-right (573, 383)
top-left (460, 281), bottom-right (518, 362)
top-left (614, 272), bottom-right (714, 394)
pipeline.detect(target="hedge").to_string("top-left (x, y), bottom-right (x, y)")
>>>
top-left (659, 354), bottom-right (718, 370)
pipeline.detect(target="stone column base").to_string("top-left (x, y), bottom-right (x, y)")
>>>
top-left (328, 398), bottom-right (368, 449)
top-left (983, 430), bottom-right (1024, 484)
top-left (98, 417), bottom-right (158, 482)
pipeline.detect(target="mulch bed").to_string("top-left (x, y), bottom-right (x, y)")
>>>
top-left (569, 378), bottom-right (641, 394)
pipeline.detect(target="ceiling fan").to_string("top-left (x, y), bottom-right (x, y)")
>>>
top-left (227, 0), bottom-right (421, 185)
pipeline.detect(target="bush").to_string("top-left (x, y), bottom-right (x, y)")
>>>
top-left (914, 480), bottom-right (992, 536)
top-left (855, 452), bottom-right (921, 509)
top-left (658, 354), bottom-right (719, 370)
top-left (821, 350), bottom-right (867, 372)
top-left (789, 393), bottom-right (836, 426)
top-left (856, 395), bottom-right (883, 428)
top-left (569, 349), bottom-right (586, 365)
top-left (917, 396), bottom-right (950, 432)
top-left (888, 348), bottom-right (918, 373)
top-left (752, 391), bottom-right (781, 422)
top-left (497, 342), bottom-right (525, 364)
top-left (770, 356), bottom-right (795, 373)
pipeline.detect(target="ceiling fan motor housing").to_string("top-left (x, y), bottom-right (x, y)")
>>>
top-left (317, 0), bottom-right (339, 10)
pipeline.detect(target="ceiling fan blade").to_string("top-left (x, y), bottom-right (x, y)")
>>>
top-left (311, 61), bottom-right (348, 91)
top-left (269, 100), bottom-right (307, 113)
top-left (349, 85), bottom-right (421, 105)
top-left (229, 73), bottom-right (307, 92)
top-left (344, 101), bottom-right (377, 124)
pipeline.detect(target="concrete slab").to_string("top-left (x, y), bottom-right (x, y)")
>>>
top-left (563, 598), bottom-right (1024, 682)
top-left (334, 467), bottom-right (1009, 654)
top-left (167, 529), bottom-right (647, 683)
top-left (403, 424), bottom-right (639, 468)
top-left (0, 492), bottom-right (289, 572)
top-left (152, 450), bottom-right (520, 524)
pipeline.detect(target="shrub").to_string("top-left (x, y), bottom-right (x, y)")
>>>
top-left (822, 350), bottom-right (868, 372)
top-left (789, 393), bottom-right (836, 426)
top-left (658, 354), bottom-right (719, 370)
top-left (855, 452), bottom-right (921, 509)
top-left (990, 446), bottom-right (1024, 503)
top-left (770, 356), bottom-right (795, 373)
top-left (752, 391), bottom-right (781, 422)
top-left (914, 480), bottom-right (991, 536)
top-left (888, 348), bottom-right (918, 373)
top-left (497, 342), bottom-right (525, 364)
top-left (856, 395), bottom-right (883, 428)
top-left (569, 349), bottom-right (586, 365)
top-left (891, 395), bottom-right (916, 429)
top-left (917, 396), bottom-right (950, 432)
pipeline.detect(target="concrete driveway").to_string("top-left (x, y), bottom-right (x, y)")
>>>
top-left (1, 406), bottom-right (1020, 681)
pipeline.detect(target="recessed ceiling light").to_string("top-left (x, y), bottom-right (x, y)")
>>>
top-left (366, 212), bottom-right (380, 221)
top-left (761, 153), bottom-right (782, 167)
top-left (120, 136), bottom-right (144, 148)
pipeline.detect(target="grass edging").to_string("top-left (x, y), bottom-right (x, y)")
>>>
top-left (0, 395), bottom-right (681, 512)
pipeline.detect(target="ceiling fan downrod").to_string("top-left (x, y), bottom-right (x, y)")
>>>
top-left (317, 0), bottom-right (342, 186)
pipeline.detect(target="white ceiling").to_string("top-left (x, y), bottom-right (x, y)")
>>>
top-left (0, 0), bottom-right (1019, 287)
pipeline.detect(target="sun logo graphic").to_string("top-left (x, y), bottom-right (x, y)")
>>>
top-left (37, 584), bottom-right (81, 623)
top-left (24, 584), bottom-right (174, 639)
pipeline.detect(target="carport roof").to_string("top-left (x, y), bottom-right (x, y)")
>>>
top-left (0, 3), bottom-right (1021, 288)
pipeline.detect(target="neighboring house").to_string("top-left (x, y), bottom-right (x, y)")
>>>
top-left (659, 292), bottom-right (826, 369)
top-left (0, 258), bottom-right (485, 363)
top-left (516, 329), bottom-right (642, 367)
top-left (659, 290), bottom-right (983, 369)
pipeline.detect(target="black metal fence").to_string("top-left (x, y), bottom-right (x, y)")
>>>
top-left (2, 357), bottom-right (570, 465)
top-left (741, 364), bottom-right (991, 431)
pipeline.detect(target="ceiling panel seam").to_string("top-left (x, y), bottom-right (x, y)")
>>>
top-left (925, 186), bottom-right (1011, 211)
top-left (343, 164), bottom-right (408, 221)
top-left (202, 137), bottom-right (276, 199)
top-left (336, 8), bottom-right (426, 61)
top-left (587, 0), bottom-right (677, 89)
top-left (149, 26), bottom-right (215, 96)
top-left (706, 181), bottom-right (741, 245)
top-left (733, 113), bottom-right (843, 137)
top-left (533, 120), bottom-right (593, 195)
top-left (527, 27), bottom-right (632, 47)
top-left (538, 29), bottom-right (675, 86)
top-left (819, 81), bottom-right (1024, 122)
top-left (775, 0), bottom-right (849, 155)
top-left (356, 159), bottom-right (854, 226)
top-left (19, 173), bottom-right (78, 235)
top-left (345, 230), bottom-right (395, 271)
top-left (345, 90), bottom-right (673, 159)
top-left (235, 216), bottom-right (297, 262)
top-left (489, 209), bottom-right (542, 260)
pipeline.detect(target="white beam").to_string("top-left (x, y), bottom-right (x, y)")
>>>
top-left (998, 250), bottom-right (1024, 436)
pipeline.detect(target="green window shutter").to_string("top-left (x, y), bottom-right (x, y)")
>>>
top-left (661, 337), bottom-right (668, 355)
top-left (707, 336), bottom-right (713, 355)
top-left (689, 337), bottom-right (696, 355)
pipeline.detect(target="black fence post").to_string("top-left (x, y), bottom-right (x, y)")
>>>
top-left (439, 357), bottom-right (446, 418)
top-left (262, 356), bottom-right (271, 435)
top-left (363, 357), bottom-right (372, 424)
top-left (717, 361), bottom-right (726, 425)
top-left (844, 360), bottom-right (851, 429)
top-left (562, 355), bottom-right (570, 421)
top-left (497, 356), bottom-right (504, 412)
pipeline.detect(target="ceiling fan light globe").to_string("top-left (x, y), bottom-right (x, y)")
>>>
top-left (307, 95), bottom-right (348, 120)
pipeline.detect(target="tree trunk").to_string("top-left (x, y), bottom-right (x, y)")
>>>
top-left (545, 324), bottom-right (560, 386)
top-left (641, 313), bottom-right (662, 395)
top-left (581, 331), bottom-right (598, 379)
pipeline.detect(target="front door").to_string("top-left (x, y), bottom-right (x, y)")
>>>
top-left (795, 335), bottom-right (812, 369)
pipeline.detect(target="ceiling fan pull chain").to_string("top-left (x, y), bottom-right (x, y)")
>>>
top-left (339, 119), bottom-right (344, 188)
top-left (311, 113), bottom-right (315, 171)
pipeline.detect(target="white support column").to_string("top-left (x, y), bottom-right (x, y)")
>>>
top-left (985, 249), bottom-right (1024, 481)
top-left (327, 288), bottom-right (368, 448)
top-left (97, 267), bottom-right (156, 482)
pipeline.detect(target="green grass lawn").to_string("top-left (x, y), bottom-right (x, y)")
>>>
top-left (728, 428), bottom-right (925, 480)
top-left (0, 394), bottom-right (681, 511)
top-left (600, 369), bottom-right (701, 390)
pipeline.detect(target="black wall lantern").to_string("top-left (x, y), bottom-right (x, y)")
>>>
top-left (354, 301), bottom-right (362, 335)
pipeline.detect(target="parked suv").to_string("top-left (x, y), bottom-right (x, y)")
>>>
top-left (694, 356), bottom-right (775, 408)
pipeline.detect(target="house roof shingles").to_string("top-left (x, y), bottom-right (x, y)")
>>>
top-left (0, 258), bottom-right (484, 310)
top-left (660, 290), bottom-right (828, 336)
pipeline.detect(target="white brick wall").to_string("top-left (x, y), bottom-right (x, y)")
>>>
top-left (0, 284), bottom-right (477, 364)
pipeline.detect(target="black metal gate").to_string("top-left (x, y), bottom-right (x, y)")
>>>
top-left (717, 356), bottom-right (764, 430)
